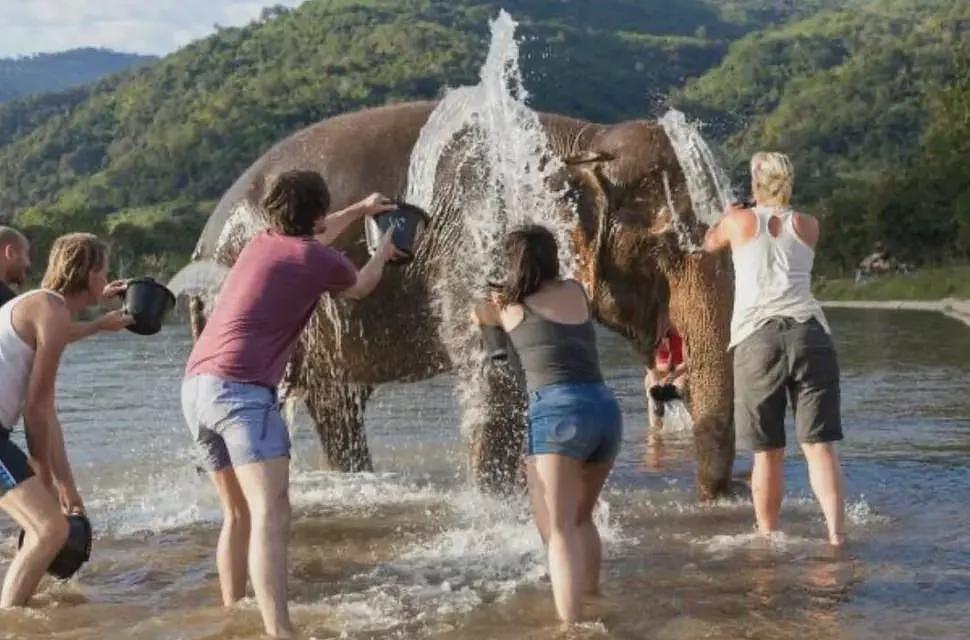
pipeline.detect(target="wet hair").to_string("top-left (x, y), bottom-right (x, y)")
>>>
top-left (41, 233), bottom-right (108, 296)
top-left (262, 170), bottom-right (331, 236)
top-left (751, 152), bottom-right (794, 206)
top-left (497, 225), bottom-right (559, 306)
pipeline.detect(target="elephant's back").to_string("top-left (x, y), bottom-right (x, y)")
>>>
top-left (194, 100), bottom-right (440, 262)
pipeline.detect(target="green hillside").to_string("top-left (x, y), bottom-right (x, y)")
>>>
top-left (6, 0), bottom-right (967, 282)
top-left (0, 48), bottom-right (155, 103)
top-left (677, 0), bottom-right (970, 272)
top-left (1, 0), bottom-right (815, 278)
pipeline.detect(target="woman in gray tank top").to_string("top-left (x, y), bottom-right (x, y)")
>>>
top-left (474, 225), bottom-right (622, 624)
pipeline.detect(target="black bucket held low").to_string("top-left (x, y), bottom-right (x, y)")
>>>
top-left (124, 277), bottom-right (176, 335)
top-left (18, 513), bottom-right (92, 580)
top-left (364, 202), bottom-right (429, 264)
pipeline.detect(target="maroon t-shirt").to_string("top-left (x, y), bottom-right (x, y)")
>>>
top-left (186, 231), bottom-right (356, 388)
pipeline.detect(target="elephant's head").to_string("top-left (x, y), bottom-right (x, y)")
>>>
top-left (562, 119), bottom-right (735, 499)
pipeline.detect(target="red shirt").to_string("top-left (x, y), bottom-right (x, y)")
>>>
top-left (186, 231), bottom-right (356, 387)
top-left (656, 330), bottom-right (684, 368)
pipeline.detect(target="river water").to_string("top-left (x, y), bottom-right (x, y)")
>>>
top-left (0, 308), bottom-right (968, 639)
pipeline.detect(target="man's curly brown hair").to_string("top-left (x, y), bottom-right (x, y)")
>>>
top-left (262, 170), bottom-right (331, 236)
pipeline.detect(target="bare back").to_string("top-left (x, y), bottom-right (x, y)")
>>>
top-left (500, 279), bottom-right (590, 331)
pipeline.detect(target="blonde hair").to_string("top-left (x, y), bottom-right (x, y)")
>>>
top-left (751, 152), bottom-right (794, 206)
top-left (41, 233), bottom-right (108, 296)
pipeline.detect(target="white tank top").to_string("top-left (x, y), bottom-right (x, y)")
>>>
top-left (0, 289), bottom-right (63, 429)
top-left (729, 206), bottom-right (829, 348)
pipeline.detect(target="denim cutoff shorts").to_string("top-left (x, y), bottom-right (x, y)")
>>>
top-left (527, 381), bottom-right (623, 463)
top-left (181, 374), bottom-right (290, 471)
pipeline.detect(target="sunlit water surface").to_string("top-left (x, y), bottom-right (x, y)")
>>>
top-left (1, 309), bottom-right (968, 639)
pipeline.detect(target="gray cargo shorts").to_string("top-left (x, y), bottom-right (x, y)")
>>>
top-left (181, 374), bottom-right (291, 471)
top-left (733, 317), bottom-right (842, 451)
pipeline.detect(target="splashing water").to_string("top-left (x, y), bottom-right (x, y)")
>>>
top-left (659, 109), bottom-right (735, 227)
top-left (404, 11), bottom-right (577, 442)
top-left (405, 10), bottom-right (576, 283)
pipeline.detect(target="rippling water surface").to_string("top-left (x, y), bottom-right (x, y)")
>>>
top-left (1, 309), bottom-right (968, 639)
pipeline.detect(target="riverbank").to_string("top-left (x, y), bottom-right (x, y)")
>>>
top-left (820, 298), bottom-right (970, 328)
top-left (814, 265), bottom-right (970, 301)
top-left (813, 266), bottom-right (970, 327)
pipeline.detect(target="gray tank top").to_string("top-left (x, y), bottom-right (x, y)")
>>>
top-left (507, 297), bottom-right (604, 393)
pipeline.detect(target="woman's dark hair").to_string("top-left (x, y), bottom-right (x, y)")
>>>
top-left (262, 170), bottom-right (331, 236)
top-left (498, 224), bottom-right (560, 306)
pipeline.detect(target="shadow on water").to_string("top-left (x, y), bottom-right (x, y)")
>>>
top-left (0, 308), bottom-right (968, 638)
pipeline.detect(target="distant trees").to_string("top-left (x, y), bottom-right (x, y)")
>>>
top-left (677, 0), bottom-right (970, 272)
top-left (0, 0), bottom-right (966, 278)
top-left (0, 48), bottom-right (155, 104)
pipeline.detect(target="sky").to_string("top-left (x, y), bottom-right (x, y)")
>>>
top-left (0, 0), bottom-right (306, 58)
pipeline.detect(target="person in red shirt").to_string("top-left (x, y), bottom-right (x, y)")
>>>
top-left (645, 319), bottom-right (687, 431)
top-left (181, 170), bottom-right (402, 638)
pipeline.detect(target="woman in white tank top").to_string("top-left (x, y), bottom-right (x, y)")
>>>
top-left (0, 233), bottom-right (131, 608)
top-left (703, 152), bottom-right (845, 547)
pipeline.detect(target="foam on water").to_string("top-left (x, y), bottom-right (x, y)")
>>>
top-left (660, 399), bottom-right (694, 434)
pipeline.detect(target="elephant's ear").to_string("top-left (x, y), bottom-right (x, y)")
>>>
top-left (563, 150), bottom-right (615, 166)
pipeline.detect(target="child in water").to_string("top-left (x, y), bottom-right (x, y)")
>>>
top-left (645, 320), bottom-right (687, 431)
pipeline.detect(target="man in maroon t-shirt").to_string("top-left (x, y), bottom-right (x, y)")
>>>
top-left (181, 170), bottom-right (401, 638)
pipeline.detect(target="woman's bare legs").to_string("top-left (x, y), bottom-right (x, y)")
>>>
top-left (233, 457), bottom-right (293, 639)
top-left (577, 461), bottom-right (612, 595)
top-left (533, 454), bottom-right (586, 622)
top-left (526, 459), bottom-right (550, 544)
top-left (801, 442), bottom-right (845, 546)
top-left (751, 448), bottom-right (785, 535)
top-left (209, 468), bottom-right (250, 604)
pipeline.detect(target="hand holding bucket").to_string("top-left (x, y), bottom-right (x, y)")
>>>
top-left (117, 277), bottom-right (176, 335)
top-left (364, 201), bottom-right (429, 264)
top-left (18, 513), bottom-right (93, 580)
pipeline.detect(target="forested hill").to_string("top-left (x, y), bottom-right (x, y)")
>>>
top-left (2, 0), bottom-right (966, 278)
top-left (0, 48), bottom-right (155, 103)
top-left (676, 0), bottom-right (970, 270)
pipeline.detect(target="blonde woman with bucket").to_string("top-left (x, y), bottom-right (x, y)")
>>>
top-left (704, 152), bottom-right (845, 546)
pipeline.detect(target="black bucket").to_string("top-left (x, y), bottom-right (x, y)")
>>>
top-left (364, 202), bottom-right (429, 263)
top-left (124, 277), bottom-right (176, 335)
top-left (18, 513), bottom-right (92, 580)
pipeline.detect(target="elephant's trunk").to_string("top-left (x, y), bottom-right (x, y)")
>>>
top-left (667, 250), bottom-right (735, 499)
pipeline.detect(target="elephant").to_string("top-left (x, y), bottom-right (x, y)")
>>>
top-left (184, 100), bottom-right (735, 499)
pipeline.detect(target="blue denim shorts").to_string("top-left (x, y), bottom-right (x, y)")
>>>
top-left (181, 375), bottom-right (291, 471)
top-left (0, 428), bottom-right (33, 498)
top-left (527, 381), bottom-right (622, 463)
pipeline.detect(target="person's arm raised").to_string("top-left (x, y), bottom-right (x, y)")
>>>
top-left (315, 193), bottom-right (396, 246)
top-left (338, 228), bottom-right (404, 300)
top-left (702, 209), bottom-right (735, 254)
top-left (22, 297), bottom-right (71, 492)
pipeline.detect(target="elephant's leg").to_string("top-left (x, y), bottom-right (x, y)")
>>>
top-left (438, 285), bottom-right (526, 492)
top-left (459, 360), bottom-right (527, 492)
top-left (304, 379), bottom-right (374, 473)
